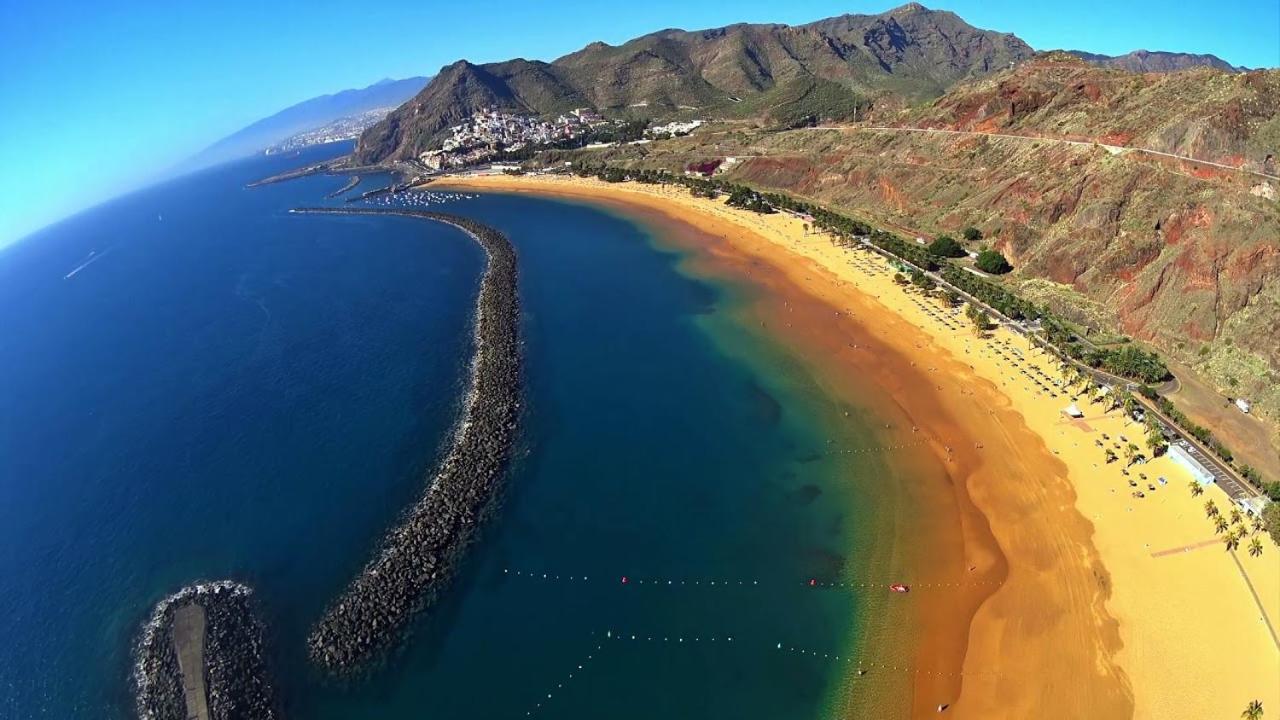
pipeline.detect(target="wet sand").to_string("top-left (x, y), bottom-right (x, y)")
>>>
top-left (436, 174), bottom-right (1279, 719)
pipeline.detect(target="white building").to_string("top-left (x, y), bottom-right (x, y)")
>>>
top-left (1168, 442), bottom-right (1216, 485)
top-left (647, 119), bottom-right (703, 137)
top-left (1236, 495), bottom-right (1269, 517)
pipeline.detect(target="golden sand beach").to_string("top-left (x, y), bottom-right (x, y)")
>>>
top-left (436, 173), bottom-right (1280, 719)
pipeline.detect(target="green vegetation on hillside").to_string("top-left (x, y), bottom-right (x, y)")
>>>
top-left (928, 235), bottom-right (966, 258)
top-left (975, 248), bottom-right (1013, 274)
top-left (724, 78), bottom-right (866, 129)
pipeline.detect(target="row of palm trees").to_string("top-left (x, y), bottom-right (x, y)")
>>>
top-left (1202, 497), bottom-right (1266, 556)
top-left (1060, 363), bottom-right (1172, 459)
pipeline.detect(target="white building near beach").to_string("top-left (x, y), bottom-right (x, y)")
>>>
top-left (1236, 495), bottom-right (1269, 518)
top-left (1168, 442), bottom-right (1216, 485)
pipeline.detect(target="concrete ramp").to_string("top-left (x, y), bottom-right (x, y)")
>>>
top-left (172, 604), bottom-right (211, 720)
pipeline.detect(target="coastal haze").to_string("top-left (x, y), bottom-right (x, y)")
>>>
top-left (2, 2), bottom-right (1279, 720)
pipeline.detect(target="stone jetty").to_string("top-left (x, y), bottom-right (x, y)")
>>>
top-left (324, 175), bottom-right (361, 199)
top-left (290, 207), bottom-right (522, 675)
top-left (133, 581), bottom-right (279, 720)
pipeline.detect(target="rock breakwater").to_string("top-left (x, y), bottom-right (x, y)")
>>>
top-left (290, 207), bottom-right (522, 675)
top-left (133, 581), bottom-right (279, 720)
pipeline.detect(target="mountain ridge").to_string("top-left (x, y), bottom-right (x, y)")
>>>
top-left (190, 76), bottom-right (430, 171)
top-left (354, 3), bottom-right (1034, 164)
top-left (1066, 49), bottom-right (1246, 73)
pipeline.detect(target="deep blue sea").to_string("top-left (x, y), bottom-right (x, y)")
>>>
top-left (0, 144), bottom-right (905, 718)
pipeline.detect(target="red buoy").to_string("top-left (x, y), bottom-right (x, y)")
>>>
top-left (621, 576), bottom-right (629, 585)
top-left (809, 578), bottom-right (817, 587)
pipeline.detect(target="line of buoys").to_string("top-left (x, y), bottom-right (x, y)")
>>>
top-left (521, 638), bottom-right (606, 717)
top-left (522, 630), bottom-right (996, 715)
top-left (502, 568), bottom-right (997, 591)
top-left (776, 643), bottom-right (1001, 678)
top-left (521, 630), bottom-right (742, 717)
top-left (821, 438), bottom-right (931, 456)
top-left (607, 630), bottom-right (736, 643)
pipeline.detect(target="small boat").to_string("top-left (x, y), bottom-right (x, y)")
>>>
top-left (890, 583), bottom-right (910, 594)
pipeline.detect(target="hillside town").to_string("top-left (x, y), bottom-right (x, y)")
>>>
top-left (418, 108), bottom-right (706, 171)
top-left (265, 107), bottom-right (396, 155)
top-left (420, 108), bottom-right (609, 170)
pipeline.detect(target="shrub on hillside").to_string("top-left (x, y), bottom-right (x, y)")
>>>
top-left (928, 235), bottom-right (966, 258)
top-left (976, 248), bottom-right (1013, 274)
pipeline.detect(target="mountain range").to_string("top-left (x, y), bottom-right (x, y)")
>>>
top-left (189, 76), bottom-right (429, 171)
top-left (352, 3), bottom-right (1250, 166)
top-left (1066, 49), bottom-right (1246, 73)
top-left (334, 3), bottom-right (1278, 455)
top-left (354, 3), bottom-right (1034, 163)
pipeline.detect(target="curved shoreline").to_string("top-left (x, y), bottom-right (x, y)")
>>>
top-left (291, 208), bottom-right (522, 675)
top-left (431, 175), bottom-right (1139, 717)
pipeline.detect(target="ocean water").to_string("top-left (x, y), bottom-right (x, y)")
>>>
top-left (0, 144), bottom-right (905, 718)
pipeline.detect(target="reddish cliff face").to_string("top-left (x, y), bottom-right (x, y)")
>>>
top-left (900, 54), bottom-right (1280, 172)
top-left (591, 57), bottom-right (1280, 423)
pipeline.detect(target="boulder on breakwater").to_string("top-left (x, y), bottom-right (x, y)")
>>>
top-left (291, 208), bottom-right (522, 676)
top-left (133, 581), bottom-right (280, 720)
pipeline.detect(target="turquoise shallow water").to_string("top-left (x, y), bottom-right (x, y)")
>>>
top-left (0, 145), bottom-right (902, 718)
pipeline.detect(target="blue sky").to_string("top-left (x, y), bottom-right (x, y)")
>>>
top-left (1, 0), bottom-right (1277, 245)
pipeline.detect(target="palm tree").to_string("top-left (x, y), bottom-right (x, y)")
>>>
top-left (1124, 443), bottom-right (1141, 467)
top-left (1229, 508), bottom-right (1243, 527)
top-left (1189, 481), bottom-right (1204, 497)
top-left (1224, 529), bottom-right (1242, 550)
top-left (1121, 393), bottom-right (1137, 421)
top-left (1107, 391), bottom-right (1124, 413)
top-left (1249, 536), bottom-right (1265, 558)
top-left (1205, 500), bottom-right (1219, 518)
top-left (1242, 699), bottom-right (1263, 719)
top-left (1104, 449), bottom-right (1118, 464)
top-left (1146, 427), bottom-right (1167, 456)
top-left (1254, 516), bottom-right (1266, 534)
top-left (1216, 517), bottom-right (1231, 536)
